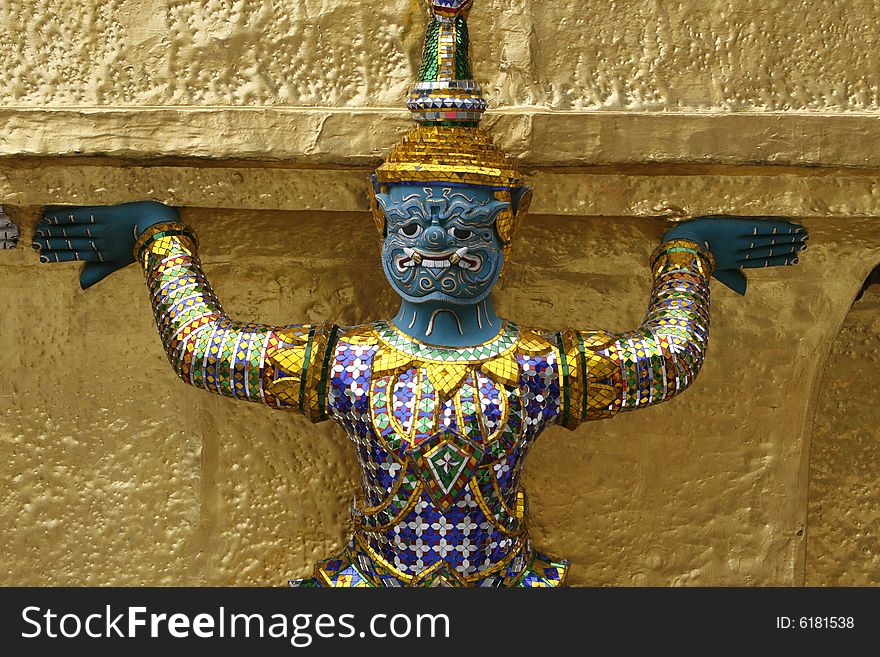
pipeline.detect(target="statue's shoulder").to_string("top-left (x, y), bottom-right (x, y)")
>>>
top-left (272, 322), bottom-right (385, 355)
top-left (264, 321), bottom-right (341, 420)
top-left (336, 323), bottom-right (383, 348)
top-left (513, 322), bottom-right (618, 353)
top-left (511, 321), bottom-right (556, 356)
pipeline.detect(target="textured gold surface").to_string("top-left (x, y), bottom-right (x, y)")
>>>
top-left (806, 287), bottom-right (880, 586)
top-left (5, 160), bottom-right (880, 219)
top-left (2, 0), bottom-right (878, 112)
top-left (3, 109), bottom-right (880, 168)
top-left (2, 208), bottom-right (880, 585)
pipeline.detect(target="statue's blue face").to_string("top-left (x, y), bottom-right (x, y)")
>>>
top-left (376, 184), bottom-right (508, 305)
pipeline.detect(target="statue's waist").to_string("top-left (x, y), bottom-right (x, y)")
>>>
top-left (311, 532), bottom-right (568, 587)
top-left (352, 476), bottom-right (526, 537)
top-left (353, 530), bottom-right (533, 586)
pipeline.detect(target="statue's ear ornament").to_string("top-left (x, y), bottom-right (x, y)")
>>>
top-left (494, 191), bottom-right (517, 247)
top-left (368, 173), bottom-right (386, 237)
top-left (373, 0), bottom-right (528, 263)
top-left (511, 186), bottom-right (534, 218)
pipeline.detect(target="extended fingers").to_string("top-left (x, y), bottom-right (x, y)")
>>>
top-left (743, 222), bottom-right (806, 238)
top-left (739, 234), bottom-right (808, 250)
top-left (33, 237), bottom-right (102, 252)
top-left (34, 221), bottom-right (100, 238)
top-left (37, 250), bottom-right (104, 263)
top-left (41, 207), bottom-right (101, 225)
top-left (738, 243), bottom-right (806, 261)
top-left (739, 254), bottom-right (800, 269)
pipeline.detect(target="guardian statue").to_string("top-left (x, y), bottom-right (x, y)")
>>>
top-left (34, 0), bottom-right (807, 587)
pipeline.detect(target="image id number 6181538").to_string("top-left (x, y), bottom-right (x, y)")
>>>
top-left (776, 617), bottom-right (855, 630)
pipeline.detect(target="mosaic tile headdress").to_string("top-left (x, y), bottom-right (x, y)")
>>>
top-left (373, 0), bottom-right (531, 263)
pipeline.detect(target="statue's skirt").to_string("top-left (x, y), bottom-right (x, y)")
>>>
top-left (289, 536), bottom-right (568, 588)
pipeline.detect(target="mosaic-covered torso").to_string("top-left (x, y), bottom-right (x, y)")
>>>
top-left (257, 316), bottom-right (622, 587)
top-left (134, 223), bottom-right (712, 587)
top-left (315, 320), bottom-right (567, 586)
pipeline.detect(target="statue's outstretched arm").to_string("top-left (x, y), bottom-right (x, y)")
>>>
top-left (555, 216), bottom-right (807, 428)
top-left (34, 201), bottom-right (337, 421)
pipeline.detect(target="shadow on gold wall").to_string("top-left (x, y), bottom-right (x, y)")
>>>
top-left (806, 280), bottom-right (880, 585)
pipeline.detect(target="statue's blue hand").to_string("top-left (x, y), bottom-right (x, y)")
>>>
top-left (663, 216), bottom-right (808, 296)
top-left (34, 201), bottom-right (179, 289)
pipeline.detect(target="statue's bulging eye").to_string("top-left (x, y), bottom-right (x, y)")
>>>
top-left (400, 223), bottom-right (422, 237)
top-left (450, 227), bottom-right (473, 240)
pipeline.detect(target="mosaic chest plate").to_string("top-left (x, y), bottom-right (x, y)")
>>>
top-left (283, 320), bottom-right (570, 587)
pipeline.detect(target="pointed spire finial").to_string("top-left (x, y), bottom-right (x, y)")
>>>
top-left (407, 0), bottom-right (485, 125)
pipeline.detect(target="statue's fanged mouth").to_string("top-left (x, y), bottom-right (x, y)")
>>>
top-left (396, 247), bottom-right (482, 272)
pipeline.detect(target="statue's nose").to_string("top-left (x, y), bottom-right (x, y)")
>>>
top-left (424, 225), bottom-right (447, 247)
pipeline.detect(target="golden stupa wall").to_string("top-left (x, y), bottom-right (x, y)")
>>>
top-left (1, 0), bottom-right (879, 586)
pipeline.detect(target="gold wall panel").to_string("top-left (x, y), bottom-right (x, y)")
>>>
top-left (2, 0), bottom-right (878, 111)
top-left (3, 161), bottom-right (880, 219)
top-left (3, 110), bottom-right (880, 167)
top-left (806, 287), bottom-right (880, 586)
